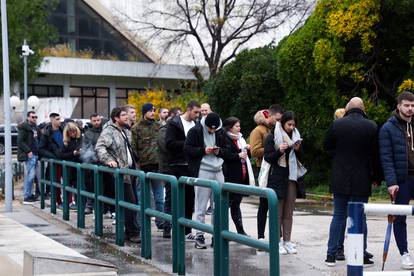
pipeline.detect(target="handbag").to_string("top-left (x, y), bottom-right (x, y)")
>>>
top-left (258, 157), bottom-right (271, 187)
top-left (296, 176), bottom-right (306, 199)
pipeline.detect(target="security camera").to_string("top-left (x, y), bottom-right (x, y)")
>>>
top-left (22, 45), bottom-right (34, 56)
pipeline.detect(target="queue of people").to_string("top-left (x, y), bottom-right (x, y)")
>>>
top-left (16, 92), bottom-right (414, 270)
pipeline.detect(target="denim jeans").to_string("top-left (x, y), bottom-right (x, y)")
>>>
top-left (327, 194), bottom-right (368, 256)
top-left (393, 176), bottom-right (414, 255)
top-left (23, 155), bottom-right (38, 199)
top-left (136, 177), bottom-right (165, 229)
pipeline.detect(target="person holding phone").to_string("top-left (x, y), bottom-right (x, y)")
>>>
top-left (184, 112), bottom-right (230, 249)
top-left (222, 117), bottom-right (255, 236)
top-left (257, 111), bottom-right (306, 255)
top-left (60, 122), bottom-right (83, 209)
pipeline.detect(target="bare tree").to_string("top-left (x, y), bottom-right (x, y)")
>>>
top-left (120, 0), bottom-right (312, 78)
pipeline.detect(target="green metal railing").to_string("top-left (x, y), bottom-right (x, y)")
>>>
top-left (39, 158), bottom-right (280, 276)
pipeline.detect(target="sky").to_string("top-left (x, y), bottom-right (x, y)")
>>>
top-left (99, 0), bottom-right (311, 66)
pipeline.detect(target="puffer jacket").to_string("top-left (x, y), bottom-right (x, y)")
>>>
top-left (379, 113), bottom-right (409, 187)
top-left (95, 122), bottom-right (136, 169)
top-left (131, 118), bottom-right (160, 167)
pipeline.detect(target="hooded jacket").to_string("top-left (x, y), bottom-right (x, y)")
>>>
top-left (95, 122), bottom-right (136, 169)
top-left (184, 117), bottom-right (229, 177)
top-left (38, 123), bottom-right (64, 159)
top-left (17, 120), bottom-right (40, 162)
top-left (379, 111), bottom-right (414, 187)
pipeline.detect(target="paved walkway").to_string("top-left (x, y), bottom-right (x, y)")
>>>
top-left (16, 197), bottom-right (414, 276)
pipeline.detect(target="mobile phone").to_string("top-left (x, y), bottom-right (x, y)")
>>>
top-left (293, 139), bottom-right (303, 145)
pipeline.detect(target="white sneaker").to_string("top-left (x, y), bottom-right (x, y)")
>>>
top-left (402, 252), bottom-right (414, 270)
top-left (112, 219), bottom-right (116, 225)
top-left (284, 241), bottom-right (297, 254)
top-left (185, 233), bottom-right (196, 242)
top-left (104, 211), bottom-right (112, 219)
top-left (279, 241), bottom-right (288, 255)
top-left (257, 238), bottom-right (266, 252)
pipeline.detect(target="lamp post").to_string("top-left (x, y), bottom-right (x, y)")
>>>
top-left (2, 0), bottom-right (13, 212)
top-left (22, 40), bottom-right (34, 116)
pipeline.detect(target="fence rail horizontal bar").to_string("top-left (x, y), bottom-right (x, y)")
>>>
top-left (177, 217), bottom-right (214, 235)
top-left (64, 186), bottom-right (77, 194)
top-left (179, 177), bottom-right (217, 189)
top-left (221, 230), bottom-right (269, 251)
top-left (80, 190), bottom-right (94, 199)
top-left (145, 209), bottom-right (172, 222)
top-left (97, 195), bottom-right (116, 206)
top-left (118, 201), bottom-right (140, 212)
top-left (222, 182), bottom-right (271, 197)
top-left (364, 204), bottom-right (414, 216)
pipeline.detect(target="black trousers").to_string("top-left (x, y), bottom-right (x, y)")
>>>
top-left (257, 197), bottom-right (268, 239)
top-left (229, 193), bottom-right (245, 234)
top-left (103, 172), bottom-right (115, 213)
top-left (124, 180), bottom-right (140, 237)
top-left (164, 165), bottom-right (194, 235)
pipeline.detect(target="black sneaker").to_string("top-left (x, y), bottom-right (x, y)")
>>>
top-left (364, 256), bottom-right (374, 266)
top-left (23, 196), bottom-right (36, 205)
top-left (126, 235), bottom-right (141, 243)
top-left (163, 228), bottom-right (171, 239)
top-left (325, 255), bottom-right (336, 267)
top-left (84, 207), bottom-right (93, 215)
top-left (336, 248), bottom-right (345, 261)
top-left (365, 251), bottom-right (373, 259)
top-left (195, 235), bottom-right (207, 249)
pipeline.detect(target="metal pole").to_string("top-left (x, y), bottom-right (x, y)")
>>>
top-left (347, 202), bottom-right (364, 276)
top-left (1, 0), bottom-right (13, 212)
top-left (23, 39), bottom-right (28, 116)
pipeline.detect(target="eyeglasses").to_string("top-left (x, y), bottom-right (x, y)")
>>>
top-left (30, 116), bottom-right (38, 119)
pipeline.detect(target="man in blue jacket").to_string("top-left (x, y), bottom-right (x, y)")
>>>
top-left (380, 91), bottom-right (414, 270)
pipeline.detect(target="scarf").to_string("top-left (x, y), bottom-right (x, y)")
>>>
top-left (226, 131), bottom-right (256, 186)
top-left (273, 122), bottom-right (307, 181)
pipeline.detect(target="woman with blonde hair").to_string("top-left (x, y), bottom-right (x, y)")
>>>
top-left (60, 122), bottom-right (82, 209)
top-left (249, 110), bottom-right (272, 179)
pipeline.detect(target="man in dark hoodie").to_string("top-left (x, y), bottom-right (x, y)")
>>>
top-left (380, 91), bottom-right (414, 270)
top-left (184, 112), bottom-right (228, 249)
top-left (163, 100), bottom-right (201, 239)
top-left (38, 112), bottom-right (64, 206)
top-left (81, 113), bottom-right (102, 214)
top-left (18, 111), bottom-right (40, 204)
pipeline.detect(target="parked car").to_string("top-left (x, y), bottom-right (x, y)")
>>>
top-left (0, 124), bottom-right (18, 155)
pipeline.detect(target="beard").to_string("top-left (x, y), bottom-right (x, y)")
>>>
top-left (400, 110), bottom-right (413, 118)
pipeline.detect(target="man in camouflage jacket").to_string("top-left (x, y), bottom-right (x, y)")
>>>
top-left (131, 102), bottom-right (164, 229)
top-left (95, 107), bottom-right (141, 243)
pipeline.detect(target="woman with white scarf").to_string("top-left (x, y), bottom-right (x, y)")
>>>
top-left (257, 111), bottom-right (306, 255)
top-left (223, 117), bottom-right (256, 236)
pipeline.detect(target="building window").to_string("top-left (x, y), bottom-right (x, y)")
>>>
top-left (70, 86), bottom-right (109, 118)
top-left (28, 85), bottom-right (63, 97)
top-left (116, 88), bottom-right (145, 107)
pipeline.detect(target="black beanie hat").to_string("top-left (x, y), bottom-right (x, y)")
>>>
top-left (205, 112), bottom-right (220, 129)
top-left (142, 103), bottom-right (154, 116)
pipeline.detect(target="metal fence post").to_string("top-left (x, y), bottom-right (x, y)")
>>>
top-left (218, 188), bottom-right (229, 276)
top-left (40, 161), bottom-right (45, 209)
top-left (347, 202), bottom-right (364, 276)
top-left (77, 164), bottom-right (85, 228)
top-left (94, 168), bottom-right (103, 236)
top-left (115, 170), bottom-right (125, 246)
top-left (62, 163), bottom-right (69, 220)
top-left (50, 161), bottom-right (57, 214)
top-left (267, 190), bottom-right (280, 276)
top-left (141, 175), bottom-right (152, 259)
top-left (176, 179), bottom-right (185, 275)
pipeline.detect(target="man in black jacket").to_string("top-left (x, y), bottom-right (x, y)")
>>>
top-left (39, 113), bottom-right (64, 206)
top-left (184, 112), bottom-right (228, 249)
top-left (163, 101), bottom-right (200, 239)
top-left (18, 111), bottom-right (40, 204)
top-left (324, 97), bottom-right (379, 266)
top-left (81, 113), bottom-right (102, 214)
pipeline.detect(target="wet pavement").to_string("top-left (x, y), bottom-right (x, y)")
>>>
top-left (5, 195), bottom-right (414, 276)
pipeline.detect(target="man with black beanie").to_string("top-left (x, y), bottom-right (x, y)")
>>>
top-left (184, 112), bottom-right (229, 249)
